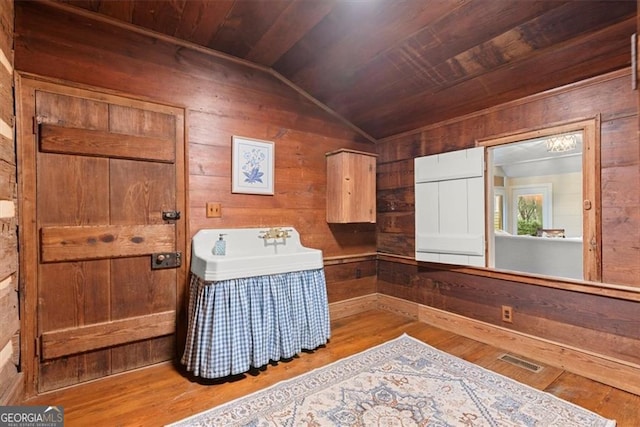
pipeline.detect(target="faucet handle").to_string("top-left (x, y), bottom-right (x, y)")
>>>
top-left (259, 227), bottom-right (277, 239)
top-left (259, 227), bottom-right (291, 239)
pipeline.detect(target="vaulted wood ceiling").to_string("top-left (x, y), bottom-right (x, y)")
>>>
top-left (60, 0), bottom-right (636, 140)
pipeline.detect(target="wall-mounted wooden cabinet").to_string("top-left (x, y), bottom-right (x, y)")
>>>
top-left (326, 149), bottom-right (377, 223)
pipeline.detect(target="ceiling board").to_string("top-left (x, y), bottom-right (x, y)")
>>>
top-left (173, 1), bottom-right (234, 46)
top-left (59, 0), bottom-right (637, 140)
top-left (245, 0), bottom-right (336, 66)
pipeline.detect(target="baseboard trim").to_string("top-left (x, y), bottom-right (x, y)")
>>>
top-left (376, 294), bottom-right (640, 395)
top-left (329, 294), bottom-right (378, 320)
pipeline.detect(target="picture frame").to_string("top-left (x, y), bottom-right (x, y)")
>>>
top-left (231, 136), bottom-right (274, 195)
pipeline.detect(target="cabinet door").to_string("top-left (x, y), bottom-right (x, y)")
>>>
top-left (326, 150), bottom-right (376, 223)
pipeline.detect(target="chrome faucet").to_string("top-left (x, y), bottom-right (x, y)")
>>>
top-left (259, 227), bottom-right (291, 240)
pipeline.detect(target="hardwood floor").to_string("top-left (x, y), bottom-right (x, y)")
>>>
top-left (25, 310), bottom-right (639, 426)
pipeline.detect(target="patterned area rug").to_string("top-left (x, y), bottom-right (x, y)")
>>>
top-left (169, 334), bottom-right (616, 426)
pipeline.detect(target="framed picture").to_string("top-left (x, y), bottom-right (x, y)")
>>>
top-left (232, 136), bottom-right (274, 195)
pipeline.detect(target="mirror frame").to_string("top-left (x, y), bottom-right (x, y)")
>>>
top-left (478, 118), bottom-right (601, 282)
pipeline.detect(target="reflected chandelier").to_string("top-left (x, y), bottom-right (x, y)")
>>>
top-left (546, 133), bottom-right (578, 153)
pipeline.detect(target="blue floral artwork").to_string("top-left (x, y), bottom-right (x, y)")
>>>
top-left (232, 137), bottom-right (274, 195)
top-left (242, 148), bottom-right (266, 184)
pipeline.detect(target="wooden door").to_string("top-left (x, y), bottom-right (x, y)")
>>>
top-left (17, 77), bottom-right (186, 394)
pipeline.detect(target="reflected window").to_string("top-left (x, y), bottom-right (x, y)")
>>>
top-left (494, 190), bottom-right (505, 231)
top-left (517, 193), bottom-right (543, 235)
top-left (511, 184), bottom-right (552, 236)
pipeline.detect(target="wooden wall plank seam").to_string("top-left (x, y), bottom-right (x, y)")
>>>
top-left (0, 0), bottom-right (20, 406)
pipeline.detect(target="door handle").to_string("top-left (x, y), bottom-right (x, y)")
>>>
top-left (151, 252), bottom-right (182, 269)
top-left (162, 210), bottom-right (181, 221)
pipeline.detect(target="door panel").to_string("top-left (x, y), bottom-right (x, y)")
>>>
top-left (19, 79), bottom-right (185, 393)
top-left (39, 349), bottom-right (110, 392)
top-left (36, 91), bottom-right (108, 130)
top-left (37, 153), bottom-right (110, 224)
top-left (414, 147), bottom-right (486, 267)
top-left (110, 335), bottom-right (175, 375)
top-left (109, 159), bottom-right (175, 224)
top-left (110, 257), bottom-right (176, 318)
top-left (38, 260), bottom-right (110, 332)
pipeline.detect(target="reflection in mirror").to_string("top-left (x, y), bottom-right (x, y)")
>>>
top-left (488, 132), bottom-right (584, 280)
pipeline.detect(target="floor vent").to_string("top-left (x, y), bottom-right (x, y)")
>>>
top-left (498, 353), bottom-right (544, 373)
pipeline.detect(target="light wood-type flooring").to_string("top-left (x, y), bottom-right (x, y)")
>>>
top-left (25, 310), bottom-right (640, 426)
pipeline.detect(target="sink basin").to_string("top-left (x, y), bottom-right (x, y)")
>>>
top-left (190, 227), bottom-right (324, 281)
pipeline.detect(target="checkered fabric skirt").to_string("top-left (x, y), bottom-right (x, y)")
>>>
top-left (181, 268), bottom-right (331, 378)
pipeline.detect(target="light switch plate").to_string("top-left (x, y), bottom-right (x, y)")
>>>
top-left (206, 202), bottom-right (222, 218)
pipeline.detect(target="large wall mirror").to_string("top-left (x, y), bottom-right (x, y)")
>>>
top-left (482, 120), bottom-right (601, 282)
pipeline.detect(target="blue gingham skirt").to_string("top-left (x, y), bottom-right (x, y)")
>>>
top-left (181, 268), bottom-right (331, 378)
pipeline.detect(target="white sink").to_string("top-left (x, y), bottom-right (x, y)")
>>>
top-left (190, 227), bottom-right (324, 281)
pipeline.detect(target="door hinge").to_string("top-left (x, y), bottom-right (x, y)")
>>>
top-left (35, 337), bottom-right (41, 359)
top-left (32, 116), bottom-right (41, 135)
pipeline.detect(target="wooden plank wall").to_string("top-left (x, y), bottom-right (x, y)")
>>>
top-left (376, 70), bottom-right (640, 368)
top-left (14, 1), bottom-right (376, 257)
top-left (12, 0), bottom-right (378, 388)
top-left (0, 0), bottom-right (21, 405)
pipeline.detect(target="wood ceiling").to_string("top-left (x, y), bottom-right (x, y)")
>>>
top-left (59, 0), bottom-right (636, 140)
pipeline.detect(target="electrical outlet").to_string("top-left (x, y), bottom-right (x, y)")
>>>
top-left (501, 305), bottom-right (513, 323)
top-left (206, 202), bottom-right (222, 218)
